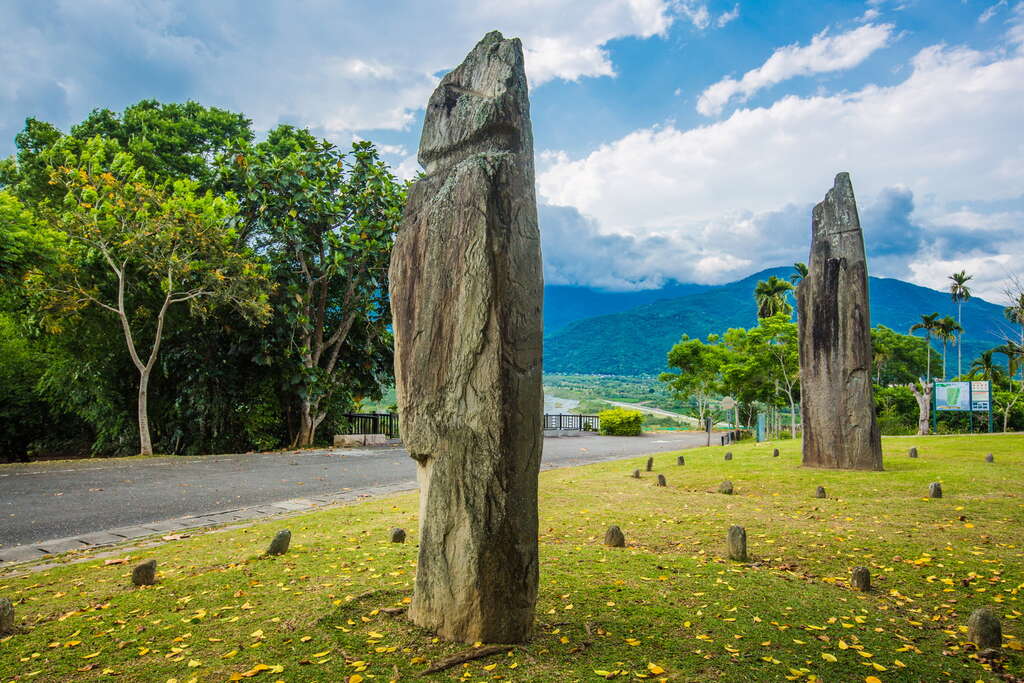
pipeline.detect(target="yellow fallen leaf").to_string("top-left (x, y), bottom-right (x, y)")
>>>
top-left (348, 675), bottom-right (364, 683)
top-left (187, 659), bottom-right (202, 668)
top-left (865, 677), bottom-right (882, 683)
top-left (311, 650), bottom-right (332, 658)
top-left (821, 653), bottom-right (837, 662)
top-left (82, 651), bottom-right (101, 659)
top-left (648, 663), bottom-right (666, 674)
top-left (483, 663), bottom-right (497, 671)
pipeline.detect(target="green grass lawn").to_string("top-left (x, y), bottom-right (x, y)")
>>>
top-left (2, 435), bottom-right (1022, 682)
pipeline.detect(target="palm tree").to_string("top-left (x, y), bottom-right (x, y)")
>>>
top-left (969, 349), bottom-right (1005, 384)
top-left (790, 262), bottom-right (808, 285)
top-left (1006, 292), bottom-right (1024, 350)
top-left (909, 313), bottom-right (941, 382)
top-left (936, 316), bottom-right (963, 379)
top-left (754, 276), bottom-right (795, 319)
top-left (948, 270), bottom-right (973, 377)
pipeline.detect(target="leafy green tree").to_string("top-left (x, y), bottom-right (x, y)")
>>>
top-left (754, 275), bottom-right (794, 319)
top-left (993, 343), bottom-right (1023, 432)
top-left (721, 314), bottom-right (800, 437)
top-left (790, 262), bottom-right (808, 284)
top-left (948, 270), bottom-right (972, 377)
top-left (870, 325), bottom-right (935, 385)
top-left (221, 127), bottom-right (405, 447)
top-left (909, 312), bottom-right (941, 382)
top-left (34, 138), bottom-right (270, 455)
top-left (659, 335), bottom-right (731, 436)
top-left (0, 191), bottom-right (58, 286)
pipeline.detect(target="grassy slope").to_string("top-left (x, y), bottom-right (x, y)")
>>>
top-left (1, 435), bottom-right (1022, 682)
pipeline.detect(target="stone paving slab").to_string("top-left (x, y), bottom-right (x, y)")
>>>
top-left (35, 538), bottom-right (90, 555)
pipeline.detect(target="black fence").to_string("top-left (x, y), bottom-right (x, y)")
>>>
top-left (340, 413), bottom-right (400, 439)
top-left (719, 429), bottom-right (749, 446)
top-left (543, 414), bottom-right (600, 431)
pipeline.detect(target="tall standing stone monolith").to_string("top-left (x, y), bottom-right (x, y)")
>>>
top-left (389, 31), bottom-right (542, 644)
top-left (797, 173), bottom-right (883, 471)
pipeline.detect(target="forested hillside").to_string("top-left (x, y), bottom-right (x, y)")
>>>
top-left (543, 267), bottom-right (1010, 375)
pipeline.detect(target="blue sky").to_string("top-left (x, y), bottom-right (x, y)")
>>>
top-left (2, 0), bottom-right (1022, 300)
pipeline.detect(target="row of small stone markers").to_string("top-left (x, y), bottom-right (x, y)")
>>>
top-left (0, 525), bottom-right (409, 637)
top-left (612, 453), bottom-right (1005, 653)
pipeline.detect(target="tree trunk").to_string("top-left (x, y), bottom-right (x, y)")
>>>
top-left (138, 369), bottom-right (153, 456)
top-left (293, 399), bottom-right (317, 448)
top-left (910, 381), bottom-right (931, 435)
top-left (789, 395), bottom-right (797, 438)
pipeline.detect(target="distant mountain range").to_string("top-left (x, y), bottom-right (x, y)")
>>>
top-left (543, 267), bottom-right (1012, 376)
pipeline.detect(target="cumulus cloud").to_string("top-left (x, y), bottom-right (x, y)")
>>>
top-left (696, 22), bottom-right (894, 116)
top-left (539, 41), bottom-right (1024, 296)
top-left (0, 0), bottom-right (678, 153)
top-left (979, 0), bottom-right (1007, 23)
top-left (672, 0), bottom-right (712, 30)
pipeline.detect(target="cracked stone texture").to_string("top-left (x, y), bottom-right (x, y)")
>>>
top-left (388, 31), bottom-right (542, 644)
top-left (798, 173), bottom-right (883, 471)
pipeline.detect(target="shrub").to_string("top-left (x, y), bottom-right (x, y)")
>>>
top-left (598, 408), bottom-right (643, 436)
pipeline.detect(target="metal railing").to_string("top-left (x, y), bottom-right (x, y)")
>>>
top-left (543, 414), bottom-right (600, 431)
top-left (339, 413), bottom-right (400, 439)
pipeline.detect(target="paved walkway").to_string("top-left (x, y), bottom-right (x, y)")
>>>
top-left (0, 431), bottom-right (707, 567)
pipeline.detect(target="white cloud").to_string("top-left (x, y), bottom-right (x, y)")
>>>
top-left (717, 4), bottom-right (740, 28)
top-left (696, 23), bottom-right (894, 116)
top-left (979, 0), bottom-right (1007, 23)
top-left (0, 0), bottom-right (677, 149)
top-left (673, 0), bottom-right (712, 30)
top-left (539, 41), bottom-right (1024, 292)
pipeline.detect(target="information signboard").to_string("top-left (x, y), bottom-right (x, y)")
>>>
top-left (935, 381), bottom-right (971, 412)
top-left (970, 381), bottom-right (991, 411)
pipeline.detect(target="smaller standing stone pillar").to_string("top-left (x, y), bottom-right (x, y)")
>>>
top-left (604, 526), bottom-right (625, 547)
top-left (967, 607), bottom-right (1002, 650)
top-left (851, 567), bottom-right (871, 591)
top-left (727, 526), bottom-right (748, 562)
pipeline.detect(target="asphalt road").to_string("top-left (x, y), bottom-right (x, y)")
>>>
top-left (0, 432), bottom-right (707, 550)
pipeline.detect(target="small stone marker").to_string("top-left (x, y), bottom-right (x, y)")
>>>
top-left (656, 474), bottom-right (667, 487)
top-left (131, 559), bottom-right (157, 587)
top-left (266, 529), bottom-right (291, 556)
top-left (985, 453), bottom-right (994, 463)
top-left (718, 480), bottom-right (734, 495)
top-left (0, 597), bottom-right (14, 635)
top-left (724, 452), bottom-right (733, 461)
top-left (967, 607), bottom-right (1002, 651)
top-left (773, 448), bottom-right (780, 457)
top-left (389, 527), bottom-right (406, 543)
top-left (815, 486), bottom-right (827, 499)
top-left (646, 457), bottom-right (654, 472)
top-left (604, 525), bottom-right (625, 548)
top-left (676, 455), bottom-right (685, 466)
top-left (928, 482), bottom-right (943, 499)
top-left (631, 469), bottom-right (641, 479)
top-left (908, 447), bottom-right (918, 458)
top-left (727, 525), bottom-right (748, 562)
top-left (851, 566), bottom-right (871, 591)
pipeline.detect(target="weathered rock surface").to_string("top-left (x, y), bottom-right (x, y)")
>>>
top-left (773, 449), bottom-right (780, 458)
top-left (389, 31), bottom-right (542, 644)
top-left (390, 528), bottom-right (407, 543)
top-left (986, 453), bottom-right (994, 463)
top-left (266, 530), bottom-right (291, 556)
top-left (851, 566), bottom-right (871, 591)
top-left (908, 447), bottom-right (918, 458)
top-left (797, 173), bottom-right (882, 471)
top-left (0, 597), bottom-right (13, 635)
top-left (631, 469), bottom-right (641, 479)
top-left (132, 559), bottom-right (157, 586)
top-left (815, 486), bottom-right (827, 499)
top-left (656, 474), bottom-right (667, 487)
top-left (724, 452), bottom-right (733, 461)
top-left (728, 525), bottom-right (748, 562)
top-left (604, 525), bottom-right (626, 547)
top-left (929, 482), bottom-right (943, 498)
top-left (719, 480), bottom-right (734, 495)
top-left (968, 607), bottom-right (1002, 650)
top-left (677, 455), bottom-right (685, 466)
top-left (646, 457), bottom-right (654, 472)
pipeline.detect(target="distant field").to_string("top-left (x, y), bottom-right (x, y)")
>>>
top-left (1, 434), bottom-right (1021, 681)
